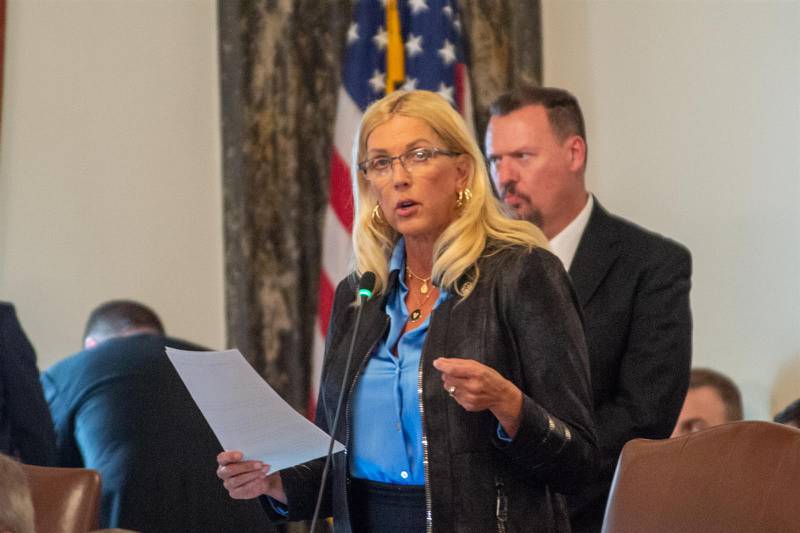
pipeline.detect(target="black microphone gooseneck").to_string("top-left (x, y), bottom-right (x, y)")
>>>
top-left (309, 272), bottom-right (376, 533)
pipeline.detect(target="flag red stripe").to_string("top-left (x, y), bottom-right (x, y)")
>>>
top-left (455, 62), bottom-right (465, 113)
top-left (329, 150), bottom-right (355, 233)
top-left (317, 270), bottom-right (336, 338)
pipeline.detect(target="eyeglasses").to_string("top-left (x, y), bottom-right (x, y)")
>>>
top-left (358, 147), bottom-right (461, 184)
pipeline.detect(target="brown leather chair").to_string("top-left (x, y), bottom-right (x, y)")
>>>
top-left (20, 463), bottom-right (101, 533)
top-left (602, 421), bottom-right (800, 533)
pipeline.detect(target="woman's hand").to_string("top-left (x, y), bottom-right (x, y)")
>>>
top-left (216, 450), bottom-right (287, 504)
top-left (433, 357), bottom-right (523, 438)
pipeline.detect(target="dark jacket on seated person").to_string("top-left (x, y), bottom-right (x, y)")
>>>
top-left (42, 333), bottom-right (274, 532)
top-left (0, 302), bottom-right (56, 466)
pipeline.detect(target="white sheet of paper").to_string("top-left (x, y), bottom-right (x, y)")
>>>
top-left (166, 347), bottom-right (344, 472)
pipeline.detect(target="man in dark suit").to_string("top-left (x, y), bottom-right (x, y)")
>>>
top-left (486, 86), bottom-right (692, 532)
top-left (41, 300), bottom-right (273, 532)
top-left (0, 302), bottom-right (56, 466)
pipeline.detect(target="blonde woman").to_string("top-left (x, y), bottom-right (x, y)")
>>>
top-left (218, 90), bottom-right (597, 532)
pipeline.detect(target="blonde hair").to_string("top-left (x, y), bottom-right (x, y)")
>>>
top-left (351, 90), bottom-right (547, 296)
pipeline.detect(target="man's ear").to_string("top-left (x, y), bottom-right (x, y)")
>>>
top-left (566, 135), bottom-right (587, 172)
top-left (84, 336), bottom-right (98, 350)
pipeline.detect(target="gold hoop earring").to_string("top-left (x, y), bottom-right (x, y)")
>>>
top-left (372, 204), bottom-right (386, 226)
top-left (456, 188), bottom-right (472, 209)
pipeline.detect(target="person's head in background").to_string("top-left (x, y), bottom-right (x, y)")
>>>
top-left (773, 398), bottom-right (800, 429)
top-left (83, 300), bottom-right (164, 350)
top-left (671, 368), bottom-right (743, 437)
top-left (485, 85), bottom-right (588, 239)
top-left (0, 453), bottom-right (35, 533)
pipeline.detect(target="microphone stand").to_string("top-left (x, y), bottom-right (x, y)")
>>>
top-left (309, 272), bottom-right (375, 533)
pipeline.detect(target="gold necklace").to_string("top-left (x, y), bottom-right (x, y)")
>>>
top-left (406, 268), bottom-right (434, 322)
top-left (405, 265), bottom-right (432, 294)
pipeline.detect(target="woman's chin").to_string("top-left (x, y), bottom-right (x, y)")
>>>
top-left (395, 221), bottom-right (450, 244)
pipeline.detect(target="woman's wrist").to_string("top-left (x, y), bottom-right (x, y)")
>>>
top-left (492, 382), bottom-right (523, 439)
top-left (265, 472), bottom-right (287, 504)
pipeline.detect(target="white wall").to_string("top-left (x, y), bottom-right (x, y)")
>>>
top-left (0, 0), bottom-right (225, 368)
top-left (542, 0), bottom-right (800, 419)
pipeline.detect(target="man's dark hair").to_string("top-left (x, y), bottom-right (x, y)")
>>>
top-left (773, 398), bottom-right (800, 426)
top-left (690, 367), bottom-right (743, 422)
top-left (83, 300), bottom-right (164, 343)
top-left (489, 85), bottom-right (587, 144)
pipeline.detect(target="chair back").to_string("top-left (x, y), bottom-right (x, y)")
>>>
top-left (20, 463), bottom-right (101, 533)
top-left (602, 421), bottom-right (800, 533)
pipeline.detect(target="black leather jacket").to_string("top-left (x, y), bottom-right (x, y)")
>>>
top-left (265, 245), bottom-right (597, 532)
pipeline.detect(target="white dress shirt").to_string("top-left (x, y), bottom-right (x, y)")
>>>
top-left (548, 194), bottom-right (594, 271)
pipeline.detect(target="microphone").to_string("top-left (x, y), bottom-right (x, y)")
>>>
top-left (309, 272), bottom-right (376, 532)
top-left (357, 272), bottom-right (376, 301)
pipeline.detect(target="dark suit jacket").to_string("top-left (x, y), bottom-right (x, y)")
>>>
top-left (41, 333), bottom-right (274, 533)
top-left (0, 302), bottom-right (56, 465)
top-left (566, 200), bottom-right (692, 532)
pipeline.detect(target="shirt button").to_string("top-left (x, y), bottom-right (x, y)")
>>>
top-left (400, 471), bottom-right (409, 479)
top-left (395, 423), bottom-right (401, 432)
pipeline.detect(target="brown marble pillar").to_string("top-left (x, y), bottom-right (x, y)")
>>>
top-left (219, 0), bottom-right (350, 415)
top-left (460, 0), bottom-right (543, 144)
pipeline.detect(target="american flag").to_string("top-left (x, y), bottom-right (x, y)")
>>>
top-left (311, 0), bottom-right (473, 412)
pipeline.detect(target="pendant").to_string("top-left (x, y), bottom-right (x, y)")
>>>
top-left (420, 281), bottom-right (429, 294)
top-left (410, 308), bottom-right (422, 322)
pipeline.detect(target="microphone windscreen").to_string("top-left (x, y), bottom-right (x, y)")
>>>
top-left (358, 272), bottom-right (376, 299)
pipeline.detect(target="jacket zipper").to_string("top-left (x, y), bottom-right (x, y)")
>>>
top-left (342, 315), bottom-right (389, 531)
top-left (418, 350), bottom-right (433, 533)
top-left (496, 475), bottom-right (508, 533)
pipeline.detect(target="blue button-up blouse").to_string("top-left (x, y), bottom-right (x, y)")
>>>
top-left (350, 239), bottom-right (447, 485)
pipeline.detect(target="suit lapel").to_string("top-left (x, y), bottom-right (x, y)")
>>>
top-left (568, 200), bottom-right (621, 308)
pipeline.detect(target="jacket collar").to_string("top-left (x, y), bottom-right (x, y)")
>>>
top-left (347, 269), bottom-right (395, 365)
top-left (567, 199), bottom-right (621, 307)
